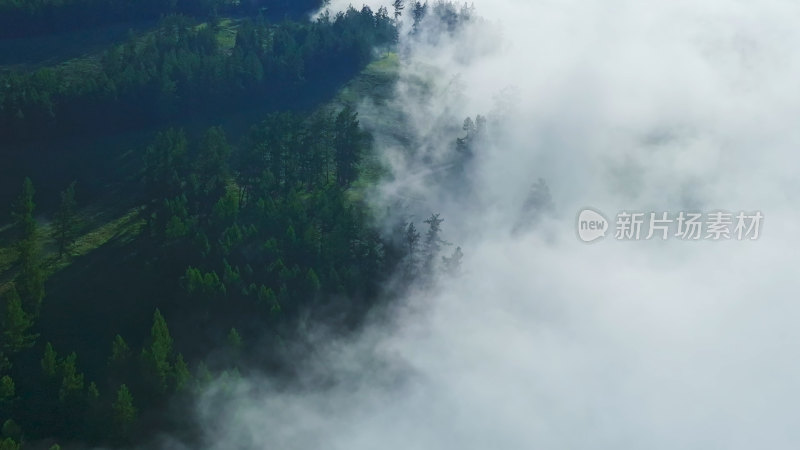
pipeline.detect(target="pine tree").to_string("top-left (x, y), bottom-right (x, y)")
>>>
top-left (0, 420), bottom-right (20, 441)
top-left (15, 249), bottom-right (44, 318)
top-left (109, 334), bottom-right (130, 366)
top-left (305, 268), bottom-right (321, 295)
top-left (108, 334), bottom-right (131, 383)
top-left (190, 126), bottom-right (231, 215)
top-left (225, 327), bottom-right (243, 365)
top-left (442, 246), bottom-right (463, 275)
top-left (84, 382), bottom-right (103, 442)
top-left (0, 376), bottom-right (14, 405)
top-left (142, 309), bottom-right (173, 392)
top-left (422, 213), bottom-right (448, 272)
top-left (112, 384), bottom-right (136, 440)
top-left (0, 286), bottom-right (37, 356)
top-left (257, 285), bottom-right (280, 315)
top-left (226, 327), bottom-right (242, 349)
top-left (405, 222), bottom-right (420, 274)
top-left (143, 128), bottom-right (188, 202)
top-left (0, 437), bottom-right (19, 450)
top-left (58, 352), bottom-right (84, 402)
top-left (393, 0), bottom-right (405, 20)
top-left (412, 1), bottom-right (428, 32)
top-left (12, 178), bottom-right (45, 316)
top-left (12, 178), bottom-right (36, 241)
top-left (86, 382), bottom-right (99, 404)
top-left (333, 106), bottom-right (367, 186)
top-left (172, 354), bottom-right (190, 392)
top-left (41, 342), bottom-right (58, 378)
top-left (54, 182), bottom-right (78, 258)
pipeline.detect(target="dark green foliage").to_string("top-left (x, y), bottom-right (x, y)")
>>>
top-left (0, 437), bottom-right (20, 450)
top-left (54, 182), bottom-right (79, 258)
top-left (0, 377), bottom-right (14, 405)
top-left (141, 309), bottom-right (173, 393)
top-left (82, 380), bottom-right (104, 442)
top-left (14, 251), bottom-right (45, 319)
top-left (0, 3), bottom-right (458, 446)
top-left (108, 335), bottom-right (132, 385)
top-left (183, 268), bottom-right (226, 299)
top-left (138, 108), bottom-right (395, 338)
top-left (109, 335), bottom-right (130, 366)
top-left (0, 419), bottom-right (20, 441)
top-left (172, 354), bottom-right (191, 392)
top-left (40, 343), bottom-right (58, 378)
top-left (0, 110), bottom-right (459, 449)
top-left (0, 0), bottom-right (326, 38)
top-left (226, 328), bottom-right (242, 349)
top-left (189, 127), bottom-right (231, 216)
top-left (12, 178), bottom-right (36, 241)
top-left (333, 106), bottom-right (369, 186)
top-left (1, 10), bottom-right (396, 142)
top-left (0, 287), bottom-right (37, 359)
top-left (144, 128), bottom-right (189, 204)
top-left (111, 384), bottom-right (136, 441)
top-left (12, 178), bottom-right (46, 317)
top-left (58, 352), bottom-right (84, 402)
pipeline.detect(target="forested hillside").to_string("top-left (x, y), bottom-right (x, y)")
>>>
top-left (0, 0), bottom-right (326, 38)
top-left (0, 2), bottom-right (473, 448)
top-left (0, 9), bottom-right (396, 142)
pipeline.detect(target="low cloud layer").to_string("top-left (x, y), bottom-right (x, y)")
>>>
top-left (186, 1), bottom-right (800, 448)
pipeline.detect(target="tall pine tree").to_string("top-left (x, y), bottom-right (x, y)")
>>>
top-left (0, 287), bottom-right (37, 367)
top-left (112, 384), bottom-right (136, 441)
top-left (12, 178), bottom-right (45, 316)
top-left (141, 309), bottom-right (173, 393)
top-left (54, 182), bottom-right (78, 258)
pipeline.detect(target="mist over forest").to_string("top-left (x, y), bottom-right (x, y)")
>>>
top-left (0, 0), bottom-right (798, 449)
